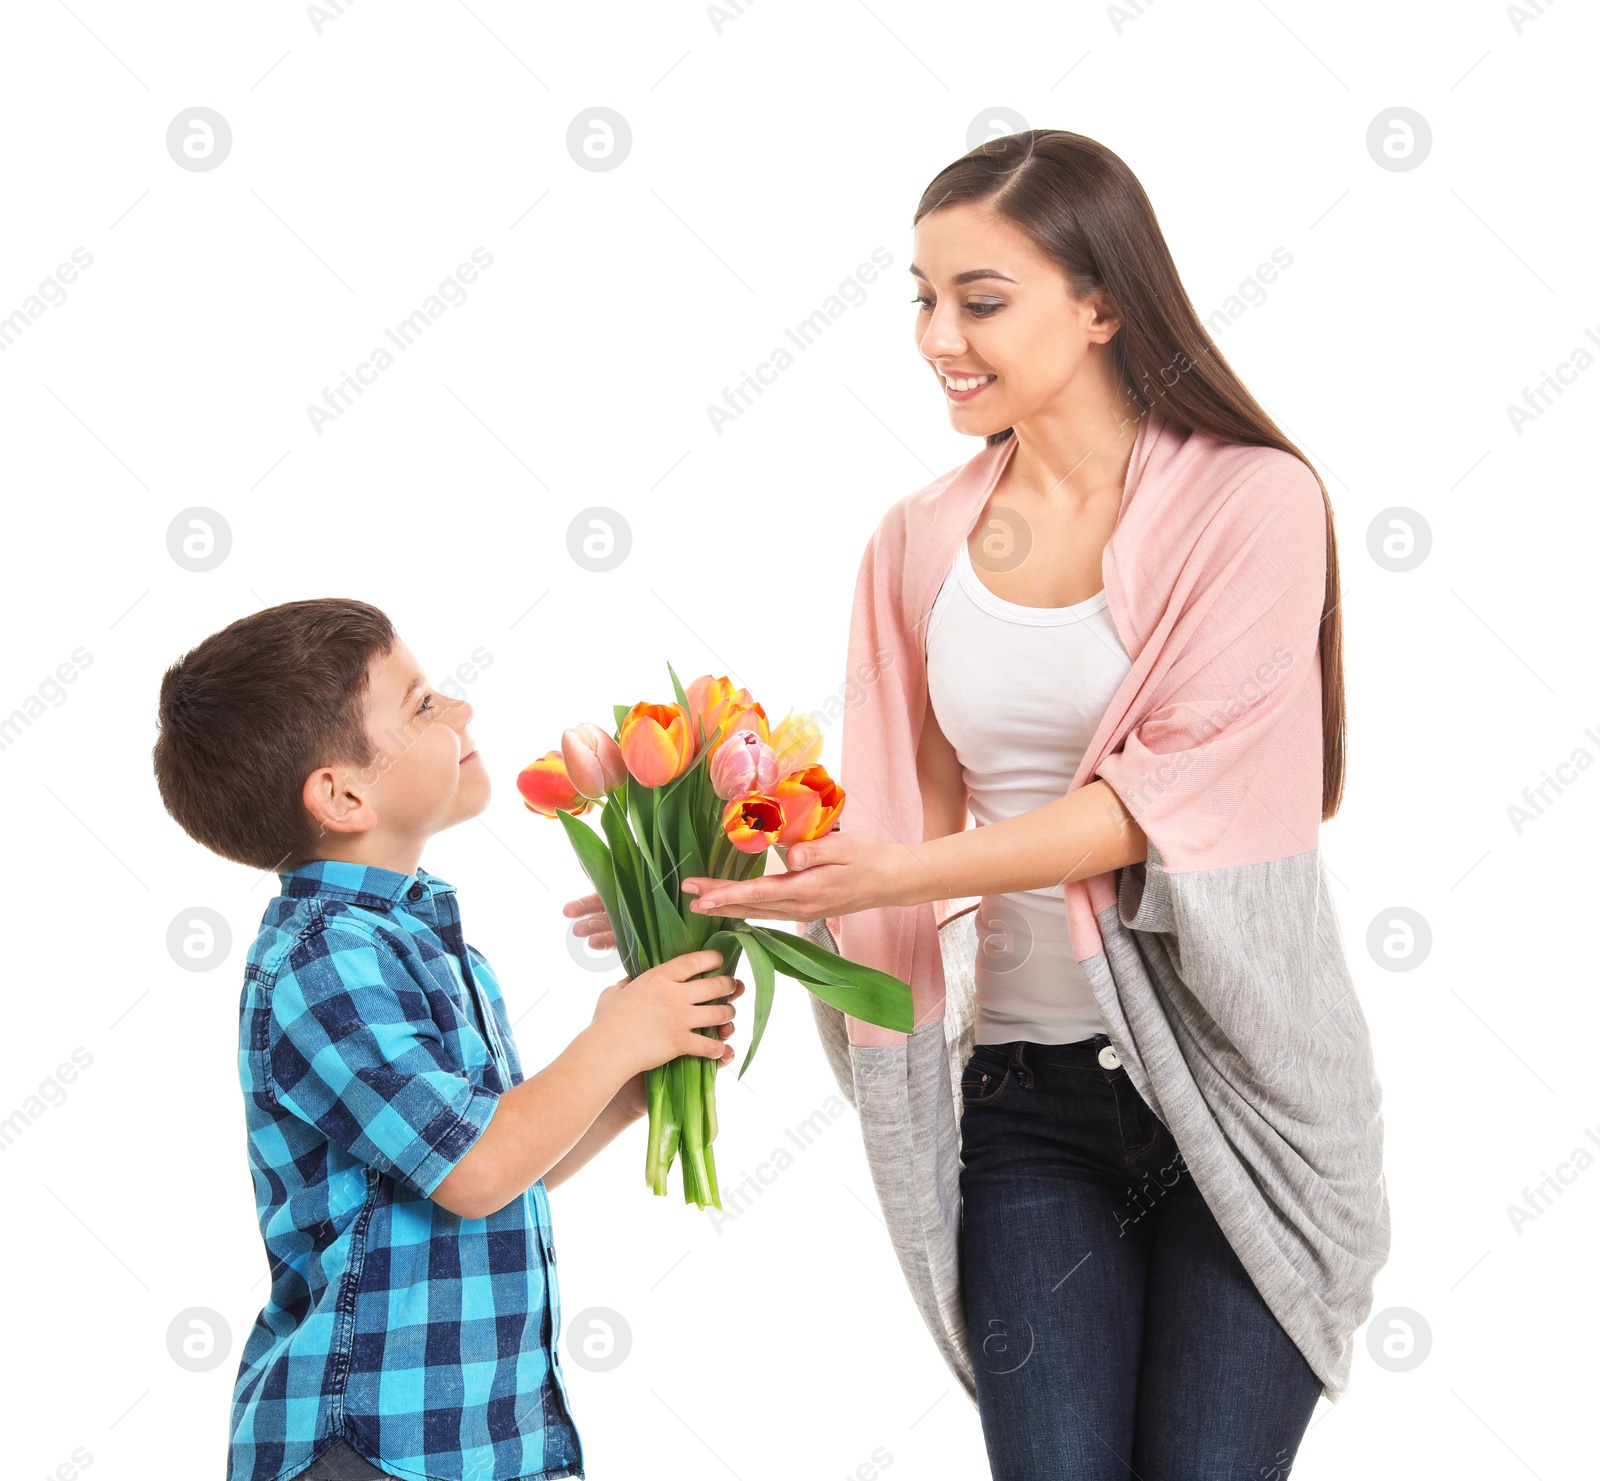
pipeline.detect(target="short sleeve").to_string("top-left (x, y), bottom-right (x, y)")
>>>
top-left (267, 923), bottom-right (500, 1199)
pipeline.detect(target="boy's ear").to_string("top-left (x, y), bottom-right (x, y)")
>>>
top-left (302, 764), bottom-right (378, 836)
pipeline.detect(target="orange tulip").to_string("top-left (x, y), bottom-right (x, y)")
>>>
top-left (619, 701), bottom-right (696, 787)
top-left (719, 699), bottom-right (769, 752)
top-left (773, 765), bottom-right (845, 846)
top-left (516, 751), bottom-right (595, 817)
top-left (769, 709), bottom-right (824, 778)
top-left (685, 674), bottom-right (736, 748)
top-left (686, 674), bottom-right (768, 755)
top-left (721, 794), bottom-right (785, 854)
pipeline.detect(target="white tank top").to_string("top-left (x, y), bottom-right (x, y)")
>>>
top-left (925, 535), bottom-right (1132, 1044)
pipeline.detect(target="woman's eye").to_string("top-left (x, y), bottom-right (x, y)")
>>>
top-left (418, 694), bottom-right (435, 715)
top-left (909, 295), bottom-right (1001, 318)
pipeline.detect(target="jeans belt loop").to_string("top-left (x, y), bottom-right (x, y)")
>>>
top-left (1012, 1042), bottom-right (1034, 1090)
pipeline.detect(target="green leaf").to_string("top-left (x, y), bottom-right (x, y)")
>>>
top-left (625, 774), bottom-right (659, 881)
top-left (647, 864), bottom-right (693, 961)
top-left (700, 929), bottom-right (744, 976)
top-left (744, 924), bottom-right (857, 986)
top-left (601, 796), bottom-right (659, 964)
top-left (670, 784), bottom-right (707, 888)
top-left (728, 929), bottom-right (775, 1080)
top-left (667, 661), bottom-right (701, 745)
top-left (665, 660), bottom-right (719, 776)
top-left (749, 926), bottom-right (915, 1034)
top-left (554, 809), bottom-right (632, 973)
top-left (613, 703), bottom-right (630, 733)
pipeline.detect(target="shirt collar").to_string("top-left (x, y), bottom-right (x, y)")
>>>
top-left (277, 857), bottom-right (457, 911)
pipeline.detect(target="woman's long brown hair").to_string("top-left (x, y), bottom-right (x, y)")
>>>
top-left (914, 129), bottom-right (1346, 821)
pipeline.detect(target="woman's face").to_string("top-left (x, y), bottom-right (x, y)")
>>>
top-left (910, 201), bottom-right (1120, 436)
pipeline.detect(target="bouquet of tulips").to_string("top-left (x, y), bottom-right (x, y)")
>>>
top-left (516, 664), bottom-right (913, 1209)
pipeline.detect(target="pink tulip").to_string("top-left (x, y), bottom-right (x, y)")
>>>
top-left (709, 729), bottom-right (778, 800)
top-left (561, 723), bottom-right (627, 800)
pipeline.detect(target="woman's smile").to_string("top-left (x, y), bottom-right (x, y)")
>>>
top-left (943, 371), bottom-right (998, 402)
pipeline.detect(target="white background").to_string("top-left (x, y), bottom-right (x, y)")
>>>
top-left (2, 1), bottom-right (1595, 1477)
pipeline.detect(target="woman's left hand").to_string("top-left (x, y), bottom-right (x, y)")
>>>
top-left (681, 829), bottom-right (906, 924)
top-left (562, 891), bottom-right (615, 952)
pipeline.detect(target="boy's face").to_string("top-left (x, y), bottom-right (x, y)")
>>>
top-left (303, 637), bottom-right (490, 861)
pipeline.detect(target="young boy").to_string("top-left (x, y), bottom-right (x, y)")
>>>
top-left (153, 596), bottom-right (741, 1481)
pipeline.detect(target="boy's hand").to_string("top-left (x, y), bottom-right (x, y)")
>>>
top-left (589, 948), bottom-right (744, 1078)
top-left (619, 1070), bottom-right (650, 1119)
top-left (563, 892), bottom-right (616, 953)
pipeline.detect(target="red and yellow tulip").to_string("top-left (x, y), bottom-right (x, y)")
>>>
top-left (516, 751), bottom-right (594, 817)
top-left (720, 794), bottom-right (786, 854)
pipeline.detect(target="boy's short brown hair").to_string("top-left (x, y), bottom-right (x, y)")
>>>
top-left (153, 597), bottom-right (396, 871)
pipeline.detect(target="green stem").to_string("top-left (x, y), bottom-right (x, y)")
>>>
top-left (651, 1062), bottom-right (680, 1196)
top-left (703, 1139), bottom-right (721, 1209)
top-left (702, 1051), bottom-right (718, 1145)
top-left (680, 1052), bottom-right (710, 1207)
top-left (705, 828), bottom-right (728, 884)
top-left (644, 1064), bottom-right (664, 1194)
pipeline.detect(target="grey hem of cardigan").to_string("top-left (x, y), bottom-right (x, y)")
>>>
top-left (803, 843), bottom-right (1390, 1405)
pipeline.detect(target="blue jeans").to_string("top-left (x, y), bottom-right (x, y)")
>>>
top-left (958, 1036), bottom-right (1323, 1480)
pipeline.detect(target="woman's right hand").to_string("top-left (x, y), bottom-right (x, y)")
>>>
top-left (563, 891), bottom-right (615, 952)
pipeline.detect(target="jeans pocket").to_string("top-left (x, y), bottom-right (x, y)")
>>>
top-left (960, 1047), bottom-right (1011, 1108)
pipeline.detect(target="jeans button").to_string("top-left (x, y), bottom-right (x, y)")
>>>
top-left (1097, 1044), bottom-right (1121, 1070)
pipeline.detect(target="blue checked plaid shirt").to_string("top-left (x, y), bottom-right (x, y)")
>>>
top-left (231, 858), bottom-right (585, 1481)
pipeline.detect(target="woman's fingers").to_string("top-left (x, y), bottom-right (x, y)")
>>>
top-left (688, 880), bottom-right (815, 918)
top-left (563, 892), bottom-right (603, 917)
top-left (780, 834), bottom-right (841, 871)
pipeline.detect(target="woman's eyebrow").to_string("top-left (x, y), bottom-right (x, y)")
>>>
top-left (909, 264), bottom-right (1019, 284)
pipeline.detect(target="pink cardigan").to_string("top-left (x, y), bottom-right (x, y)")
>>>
top-left (828, 406), bottom-right (1329, 1043)
top-left (808, 406), bottom-right (1389, 1400)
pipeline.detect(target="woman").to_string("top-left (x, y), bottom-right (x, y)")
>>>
top-left (568, 130), bottom-right (1389, 1478)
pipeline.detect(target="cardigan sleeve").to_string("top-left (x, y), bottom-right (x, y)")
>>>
top-left (1093, 452), bottom-right (1330, 876)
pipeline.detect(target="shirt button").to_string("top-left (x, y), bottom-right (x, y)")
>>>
top-left (406, 884), bottom-right (424, 901)
top-left (1097, 1044), bottom-right (1121, 1071)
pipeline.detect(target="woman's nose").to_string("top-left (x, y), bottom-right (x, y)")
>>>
top-left (918, 308), bottom-right (967, 360)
